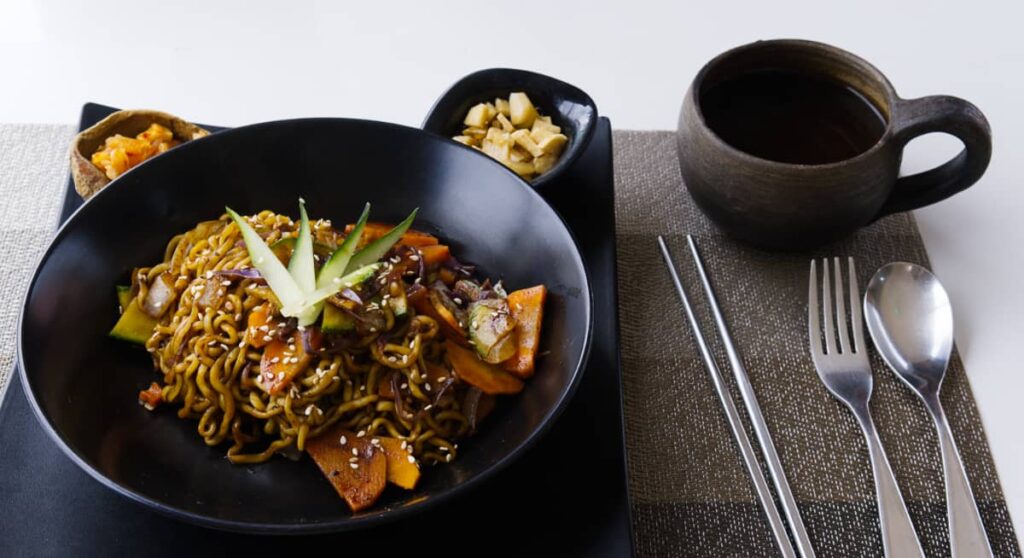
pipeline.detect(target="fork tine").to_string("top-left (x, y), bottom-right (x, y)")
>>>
top-left (808, 260), bottom-right (823, 358)
top-left (821, 259), bottom-right (837, 355)
top-left (848, 257), bottom-right (865, 353)
top-left (833, 258), bottom-right (851, 354)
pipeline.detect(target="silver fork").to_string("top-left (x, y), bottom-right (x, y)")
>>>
top-left (808, 258), bottom-right (925, 558)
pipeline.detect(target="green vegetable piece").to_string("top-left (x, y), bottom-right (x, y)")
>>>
top-left (345, 208), bottom-right (418, 273)
top-left (322, 304), bottom-right (356, 333)
top-left (116, 285), bottom-right (132, 314)
top-left (110, 296), bottom-right (158, 344)
top-left (289, 200), bottom-right (316, 293)
top-left (468, 299), bottom-right (517, 363)
top-left (318, 203), bottom-right (370, 289)
top-left (226, 206), bottom-right (305, 314)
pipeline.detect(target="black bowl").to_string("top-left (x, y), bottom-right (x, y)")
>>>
top-left (18, 118), bottom-right (592, 533)
top-left (422, 68), bottom-right (598, 191)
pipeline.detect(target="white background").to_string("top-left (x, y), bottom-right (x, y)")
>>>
top-left (2, 0), bottom-right (1021, 540)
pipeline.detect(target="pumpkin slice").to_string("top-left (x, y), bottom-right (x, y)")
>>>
top-left (306, 427), bottom-right (387, 512)
top-left (245, 304), bottom-right (275, 348)
top-left (502, 285), bottom-right (547, 378)
top-left (378, 437), bottom-right (420, 489)
top-left (258, 329), bottom-right (322, 395)
top-left (446, 340), bottom-right (523, 395)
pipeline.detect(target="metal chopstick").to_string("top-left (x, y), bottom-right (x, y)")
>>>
top-left (657, 236), bottom-right (797, 558)
top-left (686, 235), bottom-right (816, 558)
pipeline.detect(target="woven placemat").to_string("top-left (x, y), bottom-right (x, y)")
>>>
top-left (614, 130), bottom-right (1021, 557)
top-left (0, 124), bottom-right (74, 404)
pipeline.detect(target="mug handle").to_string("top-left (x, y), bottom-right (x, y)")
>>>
top-left (876, 95), bottom-right (992, 217)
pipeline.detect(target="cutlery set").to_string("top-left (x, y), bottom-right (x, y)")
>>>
top-left (660, 238), bottom-right (992, 557)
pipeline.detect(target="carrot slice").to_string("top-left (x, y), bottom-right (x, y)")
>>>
top-left (378, 437), bottom-right (420, 489)
top-left (246, 304), bottom-right (274, 348)
top-left (446, 340), bottom-right (523, 395)
top-left (419, 245), bottom-right (450, 268)
top-left (411, 288), bottom-right (470, 347)
top-left (306, 427), bottom-right (387, 512)
top-left (258, 329), bottom-right (322, 395)
top-left (344, 222), bottom-right (438, 247)
top-left (138, 382), bottom-right (163, 410)
top-left (503, 285), bottom-right (547, 378)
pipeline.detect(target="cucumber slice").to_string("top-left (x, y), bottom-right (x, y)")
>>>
top-left (226, 207), bottom-right (305, 314)
top-left (345, 208), bottom-right (418, 274)
top-left (116, 285), bottom-right (132, 314)
top-left (318, 203), bottom-right (370, 290)
top-left (289, 200), bottom-right (316, 293)
top-left (282, 263), bottom-right (381, 318)
top-left (322, 304), bottom-right (355, 333)
top-left (110, 298), bottom-right (158, 344)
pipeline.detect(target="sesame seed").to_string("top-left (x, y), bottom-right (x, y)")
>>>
top-left (220, 343), bottom-right (229, 350)
top-left (446, 453), bottom-right (453, 462)
top-left (239, 341), bottom-right (246, 347)
top-left (424, 404), bottom-right (433, 410)
top-left (332, 376), bottom-right (340, 382)
top-left (369, 327), bottom-right (377, 332)
top-left (409, 255), bottom-right (420, 261)
top-left (270, 357), bottom-right (280, 363)
top-left (400, 440), bottom-right (407, 450)
top-left (225, 302), bottom-right (234, 311)
top-left (288, 344), bottom-right (296, 351)
top-left (425, 383), bottom-right (432, 392)
top-left (277, 372), bottom-right (284, 380)
top-left (221, 280), bottom-right (231, 286)
top-left (387, 356), bottom-right (396, 363)
top-left (340, 435), bottom-right (347, 445)
top-left (349, 457), bottom-right (358, 463)
top-left (357, 430), bottom-right (366, 437)
top-left (407, 455), bottom-right (415, 463)
top-left (351, 448), bottom-right (359, 456)
top-left (350, 463), bottom-right (359, 470)
top-left (453, 297), bottom-right (462, 304)
top-left (414, 277), bottom-right (422, 284)
top-left (263, 335), bottom-right (272, 341)
top-left (304, 406), bottom-right (313, 416)
top-left (401, 383), bottom-right (408, 389)
top-left (205, 271), bottom-right (214, 279)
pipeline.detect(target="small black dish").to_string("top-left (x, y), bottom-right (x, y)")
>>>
top-left (18, 117), bottom-right (593, 533)
top-left (422, 68), bottom-right (598, 191)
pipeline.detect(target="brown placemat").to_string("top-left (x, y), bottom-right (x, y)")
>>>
top-left (614, 130), bottom-right (1021, 557)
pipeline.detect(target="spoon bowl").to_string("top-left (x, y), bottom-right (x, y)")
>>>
top-left (864, 262), bottom-right (954, 394)
top-left (864, 261), bottom-right (993, 557)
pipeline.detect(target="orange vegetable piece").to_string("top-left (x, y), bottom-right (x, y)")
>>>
top-left (344, 222), bottom-right (438, 247)
top-left (246, 304), bottom-right (274, 348)
top-left (258, 329), bottom-right (322, 395)
top-left (378, 437), bottom-right (421, 489)
top-left (411, 288), bottom-right (470, 347)
top-left (438, 267), bottom-right (457, 286)
top-left (418, 245), bottom-right (450, 268)
top-left (306, 427), bottom-right (387, 512)
top-left (502, 285), bottom-right (547, 378)
top-left (446, 340), bottom-right (524, 395)
top-left (137, 382), bottom-right (163, 410)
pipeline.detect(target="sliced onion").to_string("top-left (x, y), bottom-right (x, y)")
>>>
top-left (142, 272), bottom-right (177, 318)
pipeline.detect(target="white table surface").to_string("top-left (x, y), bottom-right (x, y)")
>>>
top-left (3, 0), bottom-right (1021, 540)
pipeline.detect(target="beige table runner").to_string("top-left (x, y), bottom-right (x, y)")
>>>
top-left (0, 125), bottom-right (1019, 557)
top-left (615, 130), bottom-right (1020, 557)
top-left (0, 124), bottom-right (73, 403)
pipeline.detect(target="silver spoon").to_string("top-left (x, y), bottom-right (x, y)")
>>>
top-left (864, 262), bottom-right (993, 558)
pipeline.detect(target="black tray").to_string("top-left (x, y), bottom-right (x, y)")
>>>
top-left (0, 104), bottom-right (633, 557)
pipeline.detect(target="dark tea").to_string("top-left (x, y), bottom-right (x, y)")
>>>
top-left (699, 70), bottom-right (887, 165)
